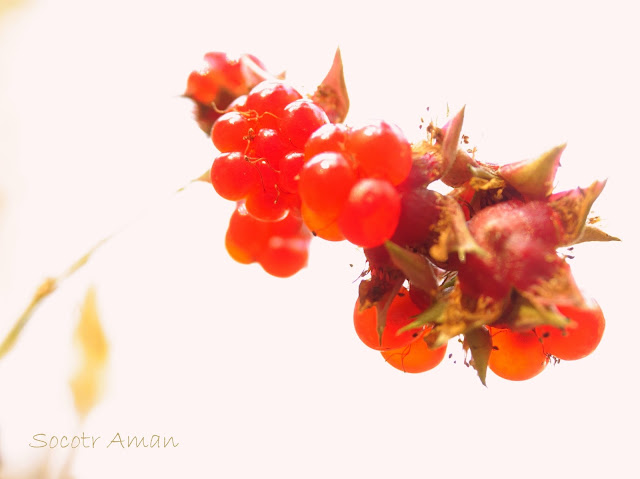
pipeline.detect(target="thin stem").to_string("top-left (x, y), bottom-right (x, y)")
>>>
top-left (0, 170), bottom-right (211, 360)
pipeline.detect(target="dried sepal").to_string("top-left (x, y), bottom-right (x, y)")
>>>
top-left (506, 294), bottom-right (573, 331)
top-left (498, 144), bottom-right (566, 200)
top-left (384, 241), bottom-right (438, 296)
top-left (397, 300), bottom-right (447, 335)
top-left (357, 270), bottom-right (405, 347)
top-left (423, 284), bottom-right (509, 348)
top-left (429, 195), bottom-right (486, 263)
top-left (410, 107), bottom-right (466, 185)
top-left (441, 149), bottom-right (480, 187)
top-left (520, 261), bottom-right (586, 310)
top-left (463, 327), bottom-right (492, 386)
top-left (548, 180), bottom-right (607, 246)
top-left (311, 48), bottom-right (350, 123)
top-left (439, 106), bottom-right (466, 178)
top-left (571, 224), bottom-right (621, 245)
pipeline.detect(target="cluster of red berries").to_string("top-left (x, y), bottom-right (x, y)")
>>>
top-left (184, 52), bottom-right (269, 134)
top-left (185, 50), bottom-right (616, 384)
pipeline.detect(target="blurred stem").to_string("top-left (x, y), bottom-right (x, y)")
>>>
top-left (0, 170), bottom-right (211, 361)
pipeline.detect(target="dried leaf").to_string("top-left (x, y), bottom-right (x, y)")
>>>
top-left (463, 327), bottom-right (492, 386)
top-left (70, 286), bottom-right (109, 419)
top-left (384, 241), bottom-right (438, 295)
top-left (424, 284), bottom-right (508, 348)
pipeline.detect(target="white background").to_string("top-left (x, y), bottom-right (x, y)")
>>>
top-left (0, 0), bottom-right (638, 478)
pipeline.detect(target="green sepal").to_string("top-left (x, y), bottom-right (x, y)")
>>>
top-left (397, 300), bottom-right (447, 335)
top-left (497, 144), bottom-right (565, 200)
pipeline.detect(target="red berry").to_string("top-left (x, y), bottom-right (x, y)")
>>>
top-left (304, 123), bottom-right (349, 160)
top-left (210, 152), bottom-right (260, 201)
top-left (488, 327), bottom-right (548, 381)
top-left (381, 333), bottom-right (447, 373)
top-left (278, 152), bottom-right (306, 194)
top-left (337, 178), bottom-right (401, 248)
top-left (301, 203), bottom-right (345, 241)
top-left (346, 120), bottom-right (412, 185)
top-left (245, 161), bottom-right (289, 221)
top-left (258, 235), bottom-right (310, 278)
top-left (299, 152), bottom-right (358, 222)
top-left (265, 209), bottom-right (306, 238)
top-left (225, 203), bottom-right (270, 264)
top-left (391, 188), bottom-right (441, 247)
top-left (211, 111), bottom-right (255, 153)
top-left (253, 128), bottom-right (293, 170)
top-left (281, 99), bottom-right (330, 149)
top-left (537, 301), bottom-right (606, 361)
top-left (245, 81), bottom-right (302, 129)
top-left (228, 94), bottom-right (248, 112)
top-left (185, 53), bottom-right (269, 134)
top-left (353, 287), bottom-right (423, 350)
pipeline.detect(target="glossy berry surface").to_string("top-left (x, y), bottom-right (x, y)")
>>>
top-left (537, 302), bottom-right (606, 361)
top-left (304, 123), bottom-right (348, 160)
top-left (299, 152), bottom-right (358, 222)
top-left (337, 178), bottom-right (401, 248)
top-left (210, 152), bottom-right (259, 201)
top-left (488, 327), bottom-right (548, 381)
top-left (281, 99), bottom-right (330, 149)
top-left (381, 333), bottom-right (447, 373)
top-left (258, 235), bottom-right (310, 278)
top-left (346, 120), bottom-right (412, 185)
top-left (211, 111), bottom-right (254, 153)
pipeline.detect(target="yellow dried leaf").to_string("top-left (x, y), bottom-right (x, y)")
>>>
top-left (70, 286), bottom-right (109, 418)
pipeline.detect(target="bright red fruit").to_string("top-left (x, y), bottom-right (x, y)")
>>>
top-left (225, 203), bottom-right (270, 264)
top-left (278, 152), bottom-right (306, 194)
top-left (245, 81), bottom-right (302, 129)
top-left (381, 333), bottom-right (447, 373)
top-left (258, 235), bottom-right (310, 278)
top-left (280, 99), bottom-right (330, 149)
top-left (185, 52), bottom-right (268, 134)
top-left (299, 152), bottom-right (358, 222)
top-left (337, 178), bottom-right (401, 248)
top-left (303, 123), bottom-right (348, 160)
top-left (537, 301), bottom-right (606, 360)
top-left (210, 152), bottom-right (259, 201)
top-left (245, 188), bottom-right (289, 222)
top-left (244, 160), bottom-right (289, 221)
top-left (353, 287), bottom-right (423, 351)
top-left (211, 111), bottom-right (255, 153)
top-left (346, 120), bottom-right (412, 185)
top-left (488, 327), bottom-right (548, 381)
top-left (300, 203), bottom-right (345, 241)
top-left (253, 128), bottom-right (292, 170)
